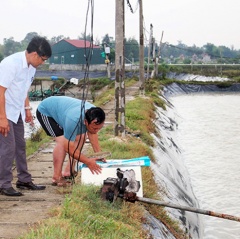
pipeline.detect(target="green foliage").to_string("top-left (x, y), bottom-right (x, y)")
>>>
top-left (183, 58), bottom-right (191, 64)
top-left (125, 97), bottom-right (155, 146)
top-left (161, 41), bottom-right (240, 64)
top-left (3, 37), bottom-right (22, 56)
top-left (157, 63), bottom-right (170, 79)
top-left (89, 78), bottom-right (112, 91)
top-left (165, 64), bottom-right (240, 79)
top-left (26, 129), bottom-right (50, 156)
top-left (100, 135), bottom-right (153, 159)
top-left (0, 52), bottom-right (3, 62)
top-left (30, 129), bottom-right (43, 142)
top-left (124, 37), bottom-right (139, 61)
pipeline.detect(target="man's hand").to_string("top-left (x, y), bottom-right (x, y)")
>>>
top-left (25, 110), bottom-right (34, 126)
top-left (0, 117), bottom-right (10, 137)
top-left (85, 157), bottom-right (103, 175)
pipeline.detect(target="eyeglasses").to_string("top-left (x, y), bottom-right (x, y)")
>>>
top-left (38, 54), bottom-right (48, 62)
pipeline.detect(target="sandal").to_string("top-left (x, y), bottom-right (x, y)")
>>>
top-left (52, 177), bottom-right (72, 187)
top-left (62, 171), bottom-right (78, 180)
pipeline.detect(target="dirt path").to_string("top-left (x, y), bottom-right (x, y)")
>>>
top-left (0, 82), bottom-right (140, 239)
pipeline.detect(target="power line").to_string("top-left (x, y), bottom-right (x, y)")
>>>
top-left (165, 43), bottom-right (240, 60)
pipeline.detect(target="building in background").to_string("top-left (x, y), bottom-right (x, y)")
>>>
top-left (49, 39), bottom-right (104, 70)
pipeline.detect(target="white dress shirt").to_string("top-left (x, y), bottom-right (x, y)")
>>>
top-left (0, 51), bottom-right (36, 123)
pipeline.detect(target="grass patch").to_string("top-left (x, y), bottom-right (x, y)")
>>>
top-left (125, 97), bottom-right (155, 146)
top-left (20, 185), bottom-right (148, 239)
top-left (94, 78), bottom-right (138, 107)
top-left (26, 128), bottom-right (51, 156)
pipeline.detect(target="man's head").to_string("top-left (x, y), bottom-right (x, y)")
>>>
top-left (27, 36), bottom-right (52, 58)
top-left (26, 36), bottom-right (52, 67)
top-left (85, 107), bottom-right (105, 134)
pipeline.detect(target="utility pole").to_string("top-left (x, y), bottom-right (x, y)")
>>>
top-left (152, 37), bottom-right (156, 78)
top-left (115, 0), bottom-right (125, 137)
top-left (139, 0), bottom-right (144, 93)
top-left (147, 24), bottom-right (153, 80)
top-left (155, 31), bottom-right (164, 76)
top-left (104, 43), bottom-right (111, 78)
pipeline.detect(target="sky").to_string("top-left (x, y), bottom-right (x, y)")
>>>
top-left (1, 0), bottom-right (240, 49)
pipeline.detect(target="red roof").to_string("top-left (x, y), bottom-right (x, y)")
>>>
top-left (64, 39), bottom-right (100, 48)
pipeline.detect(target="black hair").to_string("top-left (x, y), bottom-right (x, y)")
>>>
top-left (85, 107), bottom-right (105, 125)
top-left (26, 36), bottom-right (52, 58)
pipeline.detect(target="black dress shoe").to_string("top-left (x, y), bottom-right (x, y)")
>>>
top-left (0, 187), bottom-right (23, 196)
top-left (16, 181), bottom-right (46, 190)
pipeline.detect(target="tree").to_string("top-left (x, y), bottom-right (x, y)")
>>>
top-left (78, 32), bottom-right (92, 41)
top-left (102, 34), bottom-right (111, 45)
top-left (203, 43), bottom-right (219, 58)
top-left (94, 36), bottom-right (101, 46)
top-left (0, 52), bottom-right (3, 61)
top-left (0, 44), bottom-right (4, 60)
top-left (23, 32), bottom-right (39, 42)
top-left (21, 32), bottom-right (40, 50)
top-left (3, 37), bottom-right (21, 57)
top-left (124, 37), bottom-right (139, 62)
top-left (50, 35), bottom-right (66, 45)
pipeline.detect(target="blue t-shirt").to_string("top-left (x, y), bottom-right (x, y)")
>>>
top-left (37, 96), bottom-right (95, 141)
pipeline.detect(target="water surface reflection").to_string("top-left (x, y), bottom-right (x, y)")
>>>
top-left (171, 93), bottom-right (240, 239)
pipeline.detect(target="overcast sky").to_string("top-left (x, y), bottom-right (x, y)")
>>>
top-left (1, 0), bottom-right (240, 49)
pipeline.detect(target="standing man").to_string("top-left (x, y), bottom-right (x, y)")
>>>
top-left (0, 36), bottom-right (52, 196)
top-left (36, 96), bottom-right (106, 187)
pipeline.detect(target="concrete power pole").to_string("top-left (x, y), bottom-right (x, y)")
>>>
top-left (114, 0), bottom-right (125, 137)
top-left (147, 24), bottom-right (153, 80)
top-left (104, 43), bottom-right (111, 78)
top-left (152, 37), bottom-right (156, 78)
top-left (139, 0), bottom-right (144, 93)
top-left (155, 31), bottom-right (164, 76)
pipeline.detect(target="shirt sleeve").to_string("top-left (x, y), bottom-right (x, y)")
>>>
top-left (0, 60), bottom-right (16, 88)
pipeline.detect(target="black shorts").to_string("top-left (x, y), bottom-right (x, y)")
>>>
top-left (36, 109), bottom-right (63, 137)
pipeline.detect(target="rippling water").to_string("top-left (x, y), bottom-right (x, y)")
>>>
top-left (171, 93), bottom-right (240, 239)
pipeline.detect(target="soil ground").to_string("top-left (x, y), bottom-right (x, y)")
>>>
top-left (0, 82), bottom-right (140, 239)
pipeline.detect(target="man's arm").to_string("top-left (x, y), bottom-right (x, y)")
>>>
top-left (0, 86), bottom-right (9, 136)
top-left (87, 131), bottom-right (107, 162)
top-left (24, 97), bottom-right (34, 126)
top-left (87, 132), bottom-right (101, 152)
top-left (63, 135), bottom-right (102, 174)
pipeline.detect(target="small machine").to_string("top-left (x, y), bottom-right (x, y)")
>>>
top-left (101, 168), bottom-right (141, 202)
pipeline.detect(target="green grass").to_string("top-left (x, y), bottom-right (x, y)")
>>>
top-left (20, 185), bottom-right (147, 239)
top-left (26, 128), bottom-right (51, 156)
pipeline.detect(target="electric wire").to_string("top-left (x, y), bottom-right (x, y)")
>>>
top-left (164, 43), bottom-right (240, 60)
top-left (67, 0), bottom-right (95, 183)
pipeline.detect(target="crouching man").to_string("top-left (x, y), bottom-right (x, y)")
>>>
top-left (36, 96), bottom-right (106, 186)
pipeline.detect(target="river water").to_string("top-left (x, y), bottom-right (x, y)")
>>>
top-left (171, 93), bottom-right (240, 239)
